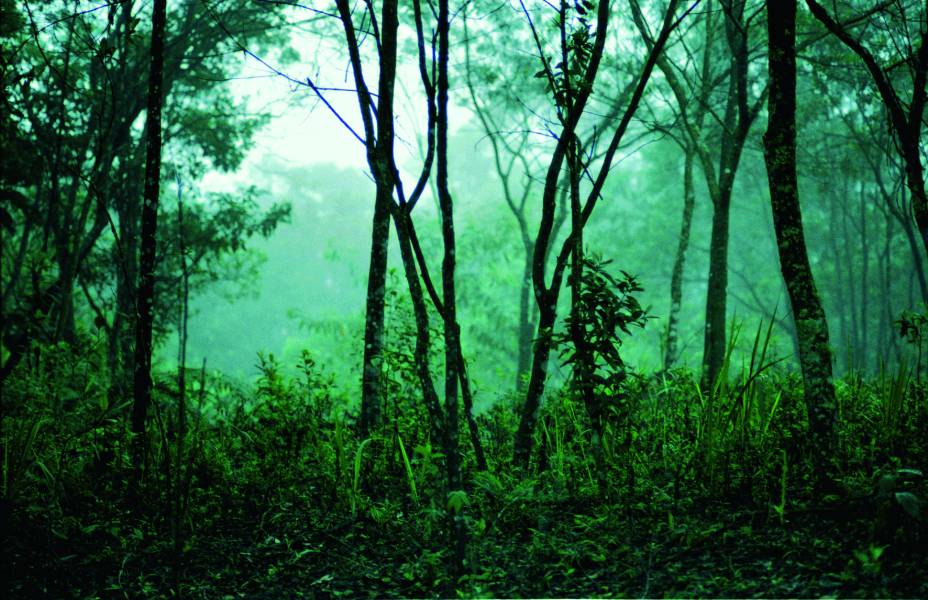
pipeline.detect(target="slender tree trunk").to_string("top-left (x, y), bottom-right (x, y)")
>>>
top-left (436, 0), bottom-right (467, 573)
top-left (514, 300), bottom-right (557, 469)
top-left (665, 145), bottom-right (696, 371)
top-left (130, 0), bottom-right (168, 500)
top-left (826, 189), bottom-right (847, 369)
top-left (859, 182), bottom-right (870, 363)
top-left (839, 187), bottom-right (859, 368)
top-left (173, 176), bottom-right (189, 590)
top-left (517, 243), bottom-right (535, 391)
top-left (700, 0), bottom-right (757, 389)
top-left (877, 209), bottom-right (894, 370)
top-left (112, 166), bottom-right (141, 398)
top-left (393, 211), bottom-right (445, 443)
top-left (360, 190), bottom-right (390, 436)
top-left (335, 0), bottom-right (397, 439)
top-left (899, 215), bottom-right (928, 303)
top-left (702, 189), bottom-right (731, 386)
top-left (513, 0), bottom-right (684, 469)
top-left (763, 0), bottom-right (837, 463)
top-left (903, 142), bottom-right (928, 256)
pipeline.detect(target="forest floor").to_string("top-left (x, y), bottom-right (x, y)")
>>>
top-left (4, 354), bottom-right (927, 598)
top-left (5, 462), bottom-right (927, 598)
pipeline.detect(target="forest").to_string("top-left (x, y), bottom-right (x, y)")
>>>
top-left (1, 0), bottom-right (926, 597)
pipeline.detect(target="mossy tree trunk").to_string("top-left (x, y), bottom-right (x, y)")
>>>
top-left (763, 0), bottom-right (837, 460)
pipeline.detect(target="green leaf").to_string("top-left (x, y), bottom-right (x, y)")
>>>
top-left (447, 490), bottom-right (468, 514)
top-left (894, 492), bottom-right (921, 519)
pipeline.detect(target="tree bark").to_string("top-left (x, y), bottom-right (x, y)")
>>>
top-left (702, 189), bottom-right (731, 386)
top-left (131, 0), bottom-right (168, 499)
top-left (435, 0), bottom-right (466, 574)
top-left (335, 0), bottom-right (398, 438)
top-left (763, 0), bottom-right (837, 461)
top-left (701, 0), bottom-right (755, 388)
top-left (360, 180), bottom-right (391, 436)
top-left (665, 145), bottom-right (696, 371)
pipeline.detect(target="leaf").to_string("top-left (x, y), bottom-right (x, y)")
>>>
top-left (447, 490), bottom-right (468, 514)
top-left (894, 492), bottom-right (921, 519)
top-left (896, 467), bottom-right (923, 478)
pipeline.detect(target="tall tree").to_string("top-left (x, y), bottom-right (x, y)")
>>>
top-left (329, 0), bottom-right (486, 470)
top-left (436, 0), bottom-right (467, 569)
top-left (513, 0), bottom-right (690, 469)
top-left (332, 0), bottom-right (398, 437)
top-left (131, 0), bottom-right (168, 496)
top-left (633, 0), bottom-right (768, 387)
top-left (763, 0), bottom-right (837, 463)
top-left (664, 142), bottom-right (697, 370)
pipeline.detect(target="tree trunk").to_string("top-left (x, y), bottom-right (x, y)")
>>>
top-left (360, 188), bottom-right (390, 436)
top-left (665, 145), bottom-right (696, 371)
top-left (436, 0), bottom-right (467, 573)
top-left (517, 243), bottom-right (535, 391)
top-left (112, 165), bottom-right (141, 399)
top-left (392, 210), bottom-right (445, 446)
top-left (131, 0), bottom-right (168, 500)
top-left (513, 299), bottom-right (557, 469)
top-left (700, 0), bottom-right (756, 389)
top-left (904, 142), bottom-right (928, 257)
top-left (702, 189), bottom-right (731, 387)
top-left (900, 215), bottom-right (928, 303)
top-left (763, 0), bottom-right (837, 462)
top-left (859, 182), bottom-right (870, 362)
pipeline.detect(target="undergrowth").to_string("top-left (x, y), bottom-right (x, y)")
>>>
top-left (2, 333), bottom-right (927, 598)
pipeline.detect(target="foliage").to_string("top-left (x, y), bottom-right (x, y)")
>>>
top-left (3, 0), bottom-right (927, 598)
top-left (7, 330), bottom-right (927, 598)
top-left (557, 256), bottom-right (648, 395)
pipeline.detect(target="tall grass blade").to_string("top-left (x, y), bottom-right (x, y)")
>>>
top-left (396, 432), bottom-right (419, 507)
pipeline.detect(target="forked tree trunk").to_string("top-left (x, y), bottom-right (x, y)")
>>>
top-left (763, 0), bottom-right (837, 461)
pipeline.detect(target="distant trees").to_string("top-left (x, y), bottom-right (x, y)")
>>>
top-left (805, 0), bottom-right (927, 262)
top-left (0, 0), bottom-right (290, 464)
top-left (1, 1), bottom-right (280, 361)
top-left (462, 7), bottom-right (548, 392)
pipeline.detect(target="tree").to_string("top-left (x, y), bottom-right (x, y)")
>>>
top-left (328, 0), bottom-right (401, 437)
top-left (131, 0), bottom-right (168, 498)
top-left (635, 0), bottom-right (769, 388)
top-left (512, 0), bottom-right (691, 469)
top-left (763, 0), bottom-right (837, 463)
top-left (0, 0), bottom-right (289, 386)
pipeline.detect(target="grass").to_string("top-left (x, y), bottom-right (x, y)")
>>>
top-left (2, 337), bottom-right (927, 598)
